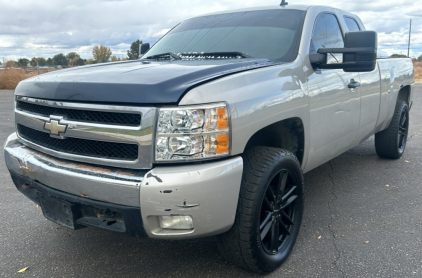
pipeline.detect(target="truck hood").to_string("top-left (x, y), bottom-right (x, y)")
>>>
top-left (15, 59), bottom-right (276, 105)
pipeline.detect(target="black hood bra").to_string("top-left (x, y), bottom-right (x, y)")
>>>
top-left (15, 59), bottom-right (277, 105)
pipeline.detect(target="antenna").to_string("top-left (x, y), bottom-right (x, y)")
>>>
top-left (280, 0), bottom-right (288, 6)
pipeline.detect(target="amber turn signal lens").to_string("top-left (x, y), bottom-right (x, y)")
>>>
top-left (217, 107), bottom-right (228, 130)
top-left (216, 134), bottom-right (229, 154)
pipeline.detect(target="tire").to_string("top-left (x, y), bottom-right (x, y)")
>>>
top-left (217, 147), bottom-right (304, 273)
top-left (375, 101), bottom-right (409, 159)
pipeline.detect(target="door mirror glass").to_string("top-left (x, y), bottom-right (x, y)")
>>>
top-left (139, 43), bottom-right (150, 57)
top-left (326, 53), bottom-right (343, 64)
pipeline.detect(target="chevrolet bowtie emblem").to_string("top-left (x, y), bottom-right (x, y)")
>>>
top-left (44, 116), bottom-right (67, 137)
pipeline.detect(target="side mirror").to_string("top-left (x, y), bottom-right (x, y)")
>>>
top-left (309, 31), bottom-right (377, 72)
top-left (139, 43), bottom-right (150, 57)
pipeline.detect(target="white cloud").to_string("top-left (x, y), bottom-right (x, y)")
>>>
top-left (0, 0), bottom-right (421, 60)
top-left (151, 29), bottom-right (171, 38)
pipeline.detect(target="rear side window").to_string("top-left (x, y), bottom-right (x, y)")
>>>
top-left (310, 13), bottom-right (344, 53)
top-left (344, 17), bottom-right (361, 31)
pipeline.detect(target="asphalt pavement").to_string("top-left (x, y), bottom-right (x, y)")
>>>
top-left (1, 86), bottom-right (422, 277)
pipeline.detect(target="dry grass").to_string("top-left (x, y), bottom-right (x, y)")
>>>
top-left (414, 62), bottom-right (422, 82)
top-left (0, 69), bottom-right (38, 90)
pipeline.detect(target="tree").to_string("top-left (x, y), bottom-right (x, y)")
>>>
top-left (87, 58), bottom-right (96, 64)
top-left (37, 57), bottom-right (46, 67)
top-left (5, 60), bottom-right (15, 68)
top-left (46, 58), bottom-right (53, 66)
top-left (92, 45), bottom-right (112, 63)
top-left (30, 57), bottom-right (37, 67)
top-left (66, 52), bottom-right (83, 66)
top-left (111, 55), bottom-right (121, 62)
top-left (69, 56), bottom-right (85, 66)
top-left (74, 57), bottom-right (85, 66)
top-left (127, 39), bottom-right (142, 60)
top-left (17, 58), bottom-right (29, 68)
top-left (418, 54), bottom-right (422, 62)
top-left (53, 53), bottom-right (68, 66)
top-left (68, 56), bottom-right (80, 66)
top-left (389, 54), bottom-right (407, 58)
top-left (66, 52), bottom-right (78, 60)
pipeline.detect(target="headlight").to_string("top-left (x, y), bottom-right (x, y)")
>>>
top-left (155, 103), bottom-right (230, 161)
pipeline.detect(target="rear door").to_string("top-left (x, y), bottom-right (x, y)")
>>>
top-left (305, 13), bottom-right (361, 171)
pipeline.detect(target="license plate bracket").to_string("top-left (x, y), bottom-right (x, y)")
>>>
top-left (38, 193), bottom-right (84, 230)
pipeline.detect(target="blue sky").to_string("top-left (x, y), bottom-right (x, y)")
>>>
top-left (0, 0), bottom-right (421, 62)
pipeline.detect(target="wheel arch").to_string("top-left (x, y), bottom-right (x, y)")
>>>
top-left (396, 85), bottom-right (411, 106)
top-left (243, 117), bottom-right (305, 165)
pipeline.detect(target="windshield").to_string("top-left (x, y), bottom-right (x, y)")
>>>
top-left (143, 9), bottom-right (306, 62)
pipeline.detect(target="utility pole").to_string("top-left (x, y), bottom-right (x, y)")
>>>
top-left (408, 19), bottom-right (412, 57)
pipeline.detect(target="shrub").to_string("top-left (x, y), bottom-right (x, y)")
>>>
top-left (414, 62), bottom-right (422, 81)
top-left (0, 69), bottom-right (37, 90)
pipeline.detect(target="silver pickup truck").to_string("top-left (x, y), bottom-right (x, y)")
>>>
top-left (4, 4), bottom-right (414, 273)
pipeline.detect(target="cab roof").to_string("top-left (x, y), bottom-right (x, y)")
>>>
top-left (197, 5), bottom-right (347, 18)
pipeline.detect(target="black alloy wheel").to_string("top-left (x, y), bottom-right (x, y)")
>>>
top-left (397, 107), bottom-right (409, 153)
top-left (260, 169), bottom-right (298, 255)
top-left (217, 147), bottom-right (304, 273)
top-left (375, 101), bottom-right (410, 159)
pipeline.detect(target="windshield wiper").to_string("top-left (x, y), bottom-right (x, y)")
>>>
top-left (144, 51), bottom-right (253, 61)
top-left (198, 52), bottom-right (252, 58)
top-left (144, 52), bottom-right (182, 60)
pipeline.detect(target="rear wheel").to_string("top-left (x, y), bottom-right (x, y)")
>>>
top-left (375, 101), bottom-right (409, 159)
top-left (217, 147), bottom-right (304, 273)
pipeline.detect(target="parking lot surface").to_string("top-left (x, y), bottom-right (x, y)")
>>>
top-left (1, 85), bottom-right (421, 277)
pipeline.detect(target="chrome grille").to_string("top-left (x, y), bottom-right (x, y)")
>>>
top-left (16, 101), bottom-right (141, 126)
top-left (18, 124), bottom-right (139, 160)
top-left (15, 96), bottom-right (157, 169)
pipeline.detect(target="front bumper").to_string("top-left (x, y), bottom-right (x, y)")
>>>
top-left (4, 133), bottom-right (243, 239)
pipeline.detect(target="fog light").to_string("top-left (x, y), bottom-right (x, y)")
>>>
top-left (159, 215), bottom-right (194, 230)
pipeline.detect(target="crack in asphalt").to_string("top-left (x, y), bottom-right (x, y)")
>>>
top-left (327, 160), bottom-right (346, 278)
top-left (407, 134), bottom-right (417, 142)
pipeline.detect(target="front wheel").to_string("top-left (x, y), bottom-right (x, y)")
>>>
top-left (375, 101), bottom-right (409, 159)
top-left (217, 147), bottom-right (304, 273)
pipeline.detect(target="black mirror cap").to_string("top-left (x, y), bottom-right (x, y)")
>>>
top-left (343, 31), bottom-right (377, 72)
top-left (140, 43), bottom-right (150, 55)
top-left (345, 31), bottom-right (377, 49)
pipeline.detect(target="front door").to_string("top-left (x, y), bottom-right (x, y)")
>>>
top-left (305, 13), bottom-right (361, 171)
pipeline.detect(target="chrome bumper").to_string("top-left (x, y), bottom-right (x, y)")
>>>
top-left (4, 133), bottom-right (243, 238)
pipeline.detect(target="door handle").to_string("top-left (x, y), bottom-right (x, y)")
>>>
top-left (348, 80), bottom-right (360, 89)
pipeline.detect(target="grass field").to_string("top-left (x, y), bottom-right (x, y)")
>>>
top-left (414, 62), bottom-right (422, 81)
top-left (0, 69), bottom-right (37, 90)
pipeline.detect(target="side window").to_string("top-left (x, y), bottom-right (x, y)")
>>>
top-left (310, 13), bottom-right (344, 54)
top-left (344, 17), bottom-right (361, 32)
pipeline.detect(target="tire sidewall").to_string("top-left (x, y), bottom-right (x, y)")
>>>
top-left (244, 151), bottom-right (304, 272)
